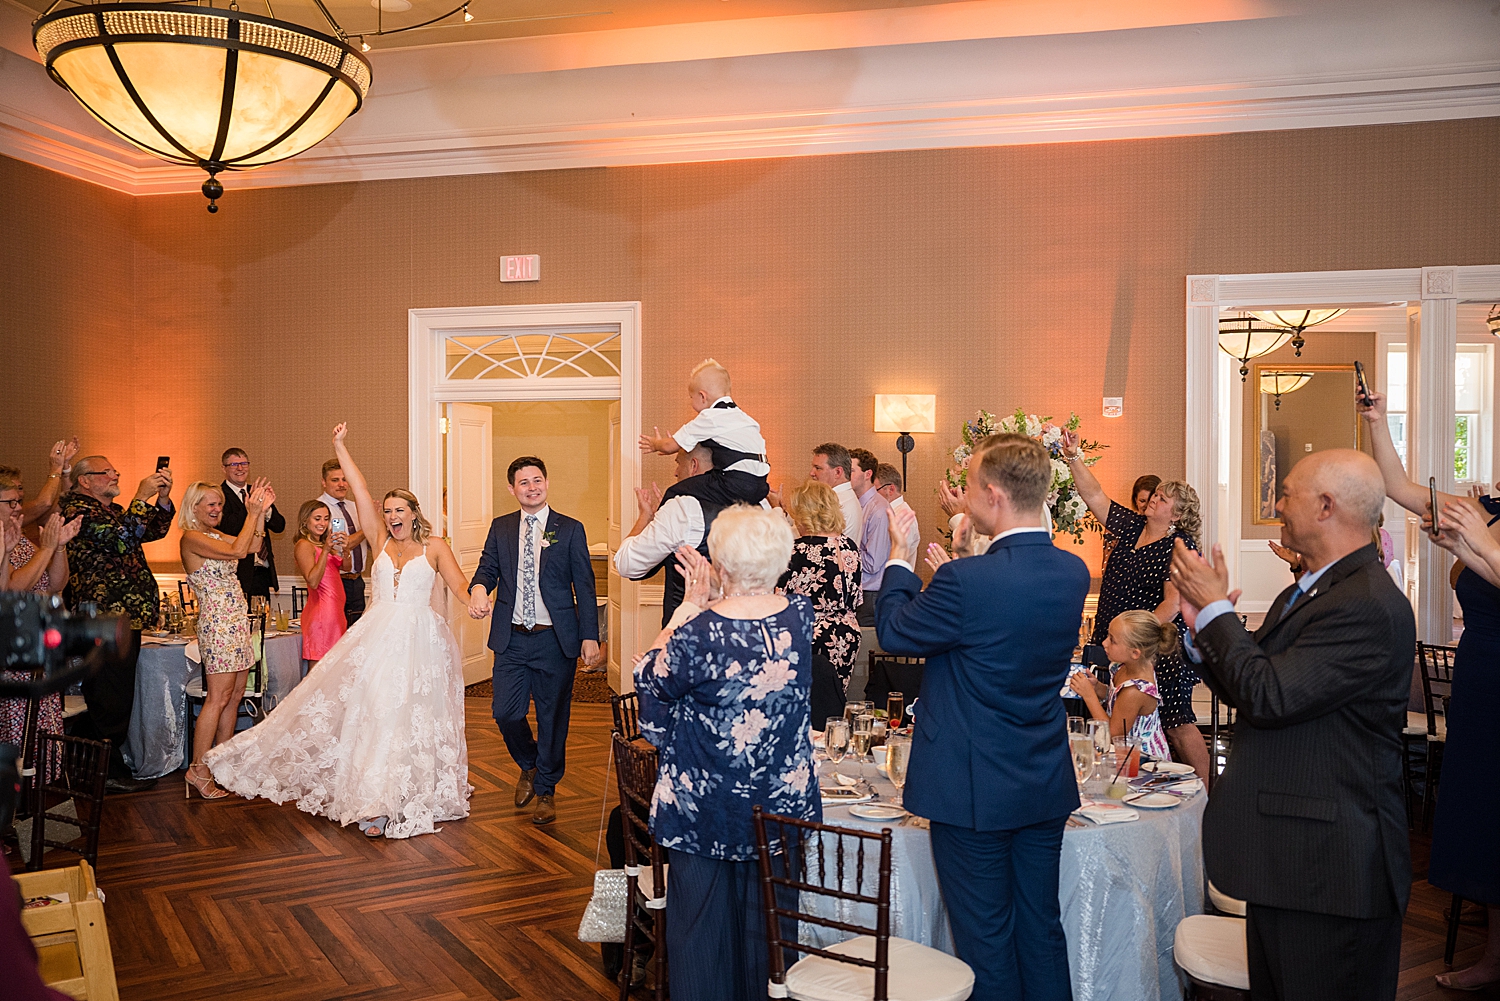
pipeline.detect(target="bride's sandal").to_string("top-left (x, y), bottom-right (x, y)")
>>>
top-left (357, 817), bottom-right (388, 838)
top-left (185, 763), bottom-right (229, 800)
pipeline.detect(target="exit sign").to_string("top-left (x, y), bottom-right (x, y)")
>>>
top-left (501, 255), bottom-right (540, 282)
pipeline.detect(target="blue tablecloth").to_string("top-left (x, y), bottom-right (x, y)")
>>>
top-left (811, 770), bottom-right (1205, 1001)
top-left (125, 633), bottom-right (304, 779)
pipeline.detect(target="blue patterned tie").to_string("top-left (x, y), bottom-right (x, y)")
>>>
top-left (1281, 584), bottom-right (1306, 618)
top-left (522, 514), bottom-right (538, 629)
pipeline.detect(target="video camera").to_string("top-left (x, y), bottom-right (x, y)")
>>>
top-left (0, 592), bottom-right (128, 834)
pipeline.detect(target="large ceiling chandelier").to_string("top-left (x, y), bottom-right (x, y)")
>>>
top-left (1245, 309), bottom-right (1348, 357)
top-left (33, 2), bottom-right (372, 212)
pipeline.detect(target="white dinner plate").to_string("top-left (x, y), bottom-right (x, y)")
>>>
top-left (848, 803), bottom-right (907, 821)
top-left (1123, 792), bottom-right (1181, 809)
top-left (1140, 760), bottom-right (1195, 775)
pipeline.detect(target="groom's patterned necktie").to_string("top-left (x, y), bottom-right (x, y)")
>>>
top-left (522, 514), bottom-right (538, 629)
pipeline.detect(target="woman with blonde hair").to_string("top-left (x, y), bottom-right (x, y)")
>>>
top-left (778, 481), bottom-right (861, 722)
top-left (178, 478), bottom-right (275, 799)
top-left (1061, 428), bottom-right (1210, 778)
top-left (207, 424), bottom-right (475, 838)
top-left (293, 499), bottom-right (348, 665)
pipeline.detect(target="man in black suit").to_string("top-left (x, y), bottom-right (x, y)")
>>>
top-left (468, 456), bottom-right (601, 825)
top-left (1172, 448), bottom-right (1413, 1001)
top-left (218, 448), bottom-right (285, 598)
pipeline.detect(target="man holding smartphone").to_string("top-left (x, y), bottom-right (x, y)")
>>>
top-left (319, 458), bottom-right (369, 625)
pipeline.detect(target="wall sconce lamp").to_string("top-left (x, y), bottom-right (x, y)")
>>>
top-left (874, 394), bottom-right (937, 487)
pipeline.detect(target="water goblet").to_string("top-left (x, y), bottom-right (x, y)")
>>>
top-left (824, 718), bottom-right (850, 780)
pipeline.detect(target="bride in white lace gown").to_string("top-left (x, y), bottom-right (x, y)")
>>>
top-left (206, 424), bottom-right (474, 838)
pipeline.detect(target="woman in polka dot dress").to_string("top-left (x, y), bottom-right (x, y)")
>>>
top-left (1060, 428), bottom-right (1211, 779)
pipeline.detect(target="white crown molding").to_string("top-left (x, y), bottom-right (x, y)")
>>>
top-left (2, 0), bottom-right (1497, 196)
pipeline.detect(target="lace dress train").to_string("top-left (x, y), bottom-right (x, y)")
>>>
top-left (205, 548), bottom-right (469, 838)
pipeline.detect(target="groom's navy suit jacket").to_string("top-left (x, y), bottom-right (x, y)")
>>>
top-left (876, 531), bottom-right (1090, 831)
top-left (470, 509), bottom-right (598, 659)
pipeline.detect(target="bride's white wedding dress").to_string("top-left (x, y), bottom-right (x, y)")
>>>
top-left (205, 547), bottom-right (470, 838)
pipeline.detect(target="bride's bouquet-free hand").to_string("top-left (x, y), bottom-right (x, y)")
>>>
top-left (946, 407), bottom-right (1107, 544)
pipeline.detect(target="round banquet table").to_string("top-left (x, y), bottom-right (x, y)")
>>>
top-left (809, 767), bottom-right (1205, 1001)
top-left (124, 632), bottom-right (305, 780)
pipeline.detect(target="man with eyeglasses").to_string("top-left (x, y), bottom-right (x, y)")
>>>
top-left (59, 456), bottom-right (175, 793)
top-left (218, 448), bottom-right (286, 599)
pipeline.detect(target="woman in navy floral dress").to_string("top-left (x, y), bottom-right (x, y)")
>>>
top-left (636, 505), bottom-right (820, 1001)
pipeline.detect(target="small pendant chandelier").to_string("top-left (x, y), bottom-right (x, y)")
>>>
top-left (1259, 371), bottom-right (1314, 410)
top-left (1218, 314), bottom-right (1293, 382)
top-left (34, 1), bottom-right (372, 212)
top-left (1245, 309), bottom-right (1348, 357)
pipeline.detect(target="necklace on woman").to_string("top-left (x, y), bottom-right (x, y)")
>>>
top-left (391, 536), bottom-right (417, 590)
top-left (723, 589), bottom-right (774, 598)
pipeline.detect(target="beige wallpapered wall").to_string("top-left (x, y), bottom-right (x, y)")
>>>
top-left (4, 116), bottom-right (1499, 576)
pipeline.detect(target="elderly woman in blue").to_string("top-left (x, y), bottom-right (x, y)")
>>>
top-left (635, 504), bottom-right (820, 1001)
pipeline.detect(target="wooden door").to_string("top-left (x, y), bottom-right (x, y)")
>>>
top-left (446, 402), bottom-right (494, 685)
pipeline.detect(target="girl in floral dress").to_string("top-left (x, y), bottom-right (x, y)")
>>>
top-left (1069, 610), bottom-right (1174, 761)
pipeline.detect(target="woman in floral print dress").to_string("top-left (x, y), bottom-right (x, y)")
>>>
top-left (636, 505), bottom-right (819, 1001)
top-left (778, 481), bottom-right (861, 724)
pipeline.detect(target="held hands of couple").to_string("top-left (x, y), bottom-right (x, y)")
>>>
top-left (467, 585), bottom-right (492, 620)
top-left (1169, 538), bottom-right (1241, 632)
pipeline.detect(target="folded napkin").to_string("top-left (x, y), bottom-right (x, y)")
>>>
top-left (1073, 801), bottom-right (1139, 825)
top-left (184, 640), bottom-right (201, 664)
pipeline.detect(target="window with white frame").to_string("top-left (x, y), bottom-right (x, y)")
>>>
top-left (1385, 343), bottom-right (1492, 485)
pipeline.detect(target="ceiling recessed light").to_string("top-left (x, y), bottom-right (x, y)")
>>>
top-left (371, 0), bottom-right (413, 11)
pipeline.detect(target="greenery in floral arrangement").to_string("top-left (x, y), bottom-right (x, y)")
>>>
top-left (944, 408), bottom-right (1107, 544)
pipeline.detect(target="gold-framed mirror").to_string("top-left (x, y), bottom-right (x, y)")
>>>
top-left (1252, 363), bottom-right (1365, 525)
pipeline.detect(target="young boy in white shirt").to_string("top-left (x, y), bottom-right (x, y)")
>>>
top-left (640, 357), bottom-right (770, 505)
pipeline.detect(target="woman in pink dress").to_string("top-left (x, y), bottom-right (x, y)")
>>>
top-left (294, 500), bottom-right (348, 664)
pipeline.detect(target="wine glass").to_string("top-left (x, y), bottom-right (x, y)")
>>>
top-left (886, 732), bottom-right (912, 807)
top-left (825, 718), bottom-right (850, 779)
top-left (851, 714), bottom-right (875, 782)
top-left (1068, 718), bottom-right (1095, 791)
top-left (885, 695), bottom-right (903, 730)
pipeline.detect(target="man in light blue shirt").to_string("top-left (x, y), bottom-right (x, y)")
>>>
top-left (850, 448), bottom-right (891, 627)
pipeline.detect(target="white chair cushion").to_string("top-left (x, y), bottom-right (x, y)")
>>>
top-left (1207, 880), bottom-right (1247, 917)
top-left (1173, 915), bottom-right (1249, 991)
top-left (784, 935), bottom-right (974, 1001)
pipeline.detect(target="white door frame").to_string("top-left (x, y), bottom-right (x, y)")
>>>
top-left (408, 300), bottom-right (643, 665)
top-left (1186, 266), bottom-right (1500, 643)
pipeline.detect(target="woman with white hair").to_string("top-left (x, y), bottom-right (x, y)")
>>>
top-left (178, 478), bottom-right (275, 799)
top-left (635, 504), bottom-right (819, 1001)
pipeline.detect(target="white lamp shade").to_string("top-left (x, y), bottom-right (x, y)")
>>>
top-left (35, 5), bottom-right (370, 171)
top-left (1246, 308), bottom-right (1348, 331)
top-left (1259, 371), bottom-right (1314, 397)
top-left (874, 395), bottom-right (937, 434)
top-left (1219, 330), bottom-right (1291, 363)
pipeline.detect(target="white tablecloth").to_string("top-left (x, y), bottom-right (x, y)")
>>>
top-left (125, 632), bottom-right (304, 779)
top-left (811, 768), bottom-right (1204, 1001)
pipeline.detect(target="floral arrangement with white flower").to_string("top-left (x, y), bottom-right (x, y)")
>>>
top-left (946, 408), bottom-right (1107, 544)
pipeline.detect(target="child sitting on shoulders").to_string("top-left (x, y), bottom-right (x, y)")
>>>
top-left (640, 358), bottom-right (769, 505)
top-left (1069, 609), bottom-right (1174, 761)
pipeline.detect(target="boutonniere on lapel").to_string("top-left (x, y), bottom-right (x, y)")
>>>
top-left (541, 530), bottom-right (559, 549)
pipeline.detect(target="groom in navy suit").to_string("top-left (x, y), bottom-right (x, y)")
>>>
top-left (878, 433), bottom-right (1090, 1001)
top-left (469, 456), bottom-right (600, 825)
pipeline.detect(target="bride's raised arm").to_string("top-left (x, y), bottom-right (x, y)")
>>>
top-left (332, 423), bottom-right (385, 556)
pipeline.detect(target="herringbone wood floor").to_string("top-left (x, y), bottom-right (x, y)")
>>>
top-left (89, 699), bottom-right (621, 1001)
top-left (16, 699), bottom-right (1491, 1000)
